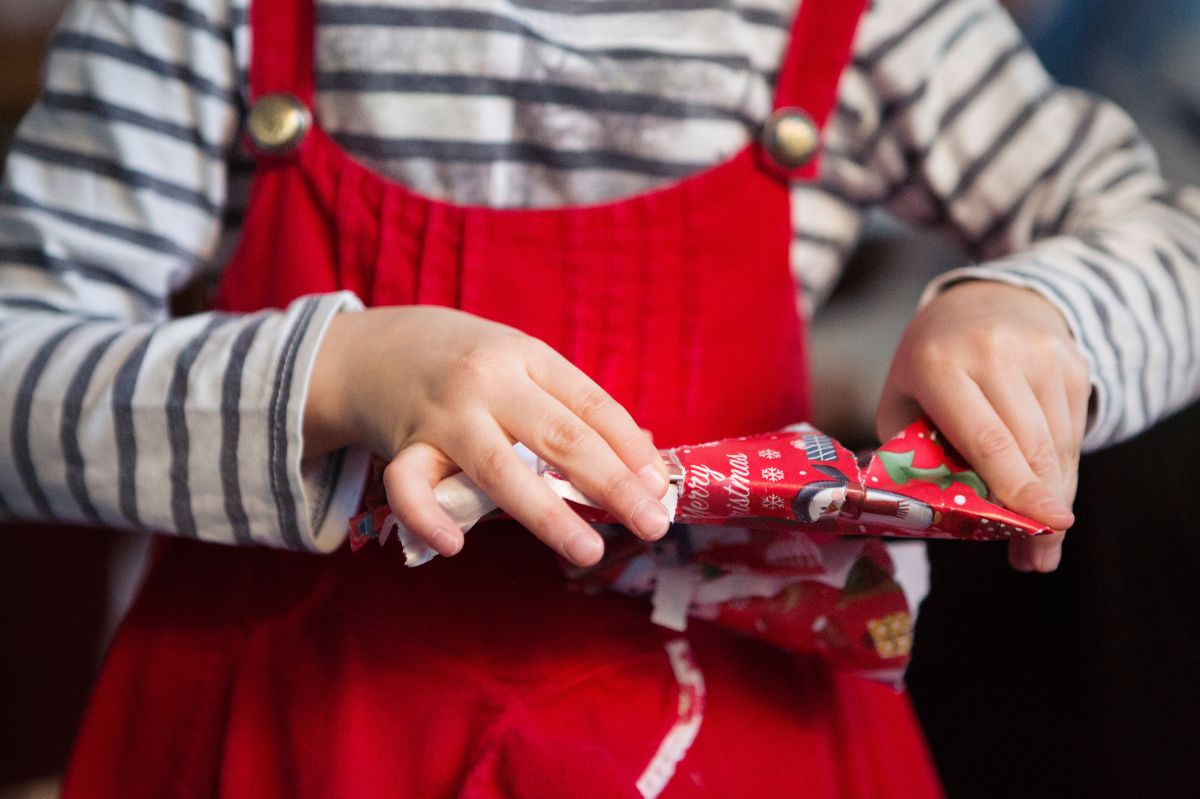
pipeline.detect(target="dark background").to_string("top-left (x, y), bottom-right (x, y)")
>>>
top-left (1, 1), bottom-right (1198, 796)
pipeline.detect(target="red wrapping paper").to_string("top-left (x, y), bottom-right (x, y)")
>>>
top-left (543, 418), bottom-right (1050, 540)
top-left (348, 419), bottom-right (1052, 681)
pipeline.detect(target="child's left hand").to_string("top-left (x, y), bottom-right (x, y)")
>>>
top-left (876, 280), bottom-right (1092, 573)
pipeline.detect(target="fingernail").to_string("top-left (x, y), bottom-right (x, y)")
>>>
top-left (431, 527), bottom-right (462, 556)
top-left (563, 529), bottom-right (603, 565)
top-left (632, 498), bottom-right (670, 540)
top-left (638, 464), bottom-right (667, 497)
top-left (1039, 496), bottom-right (1074, 523)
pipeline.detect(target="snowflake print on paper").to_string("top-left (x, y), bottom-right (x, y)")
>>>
top-left (761, 467), bottom-right (785, 482)
top-left (761, 494), bottom-right (785, 511)
top-left (758, 448), bottom-right (781, 459)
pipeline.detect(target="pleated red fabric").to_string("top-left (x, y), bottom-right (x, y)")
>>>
top-left (63, 0), bottom-right (944, 795)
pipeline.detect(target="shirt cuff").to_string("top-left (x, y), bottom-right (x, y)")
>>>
top-left (275, 291), bottom-right (370, 553)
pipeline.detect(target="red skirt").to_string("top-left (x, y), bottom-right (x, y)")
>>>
top-left (64, 526), bottom-right (942, 798)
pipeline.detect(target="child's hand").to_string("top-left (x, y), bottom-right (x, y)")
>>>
top-left (876, 281), bottom-right (1091, 572)
top-left (304, 306), bottom-right (670, 566)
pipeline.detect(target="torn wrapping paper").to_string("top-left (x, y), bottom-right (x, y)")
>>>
top-left (652, 417), bottom-right (1045, 540)
top-left (350, 444), bottom-right (539, 566)
top-left (347, 419), bottom-right (1051, 681)
top-left (564, 526), bottom-right (917, 682)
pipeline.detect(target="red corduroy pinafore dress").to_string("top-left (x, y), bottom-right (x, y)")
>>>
top-left (64, 0), bottom-right (943, 795)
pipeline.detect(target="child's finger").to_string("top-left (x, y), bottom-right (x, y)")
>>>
top-left (442, 420), bottom-right (606, 567)
top-left (382, 443), bottom-right (466, 556)
top-left (973, 373), bottom-right (1064, 573)
top-left (1032, 366), bottom-right (1080, 501)
top-left (976, 372), bottom-right (1066, 504)
top-left (918, 369), bottom-right (1075, 532)
top-left (1023, 370), bottom-right (1083, 572)
top-left (1065, 358), bottom-right (1092, 465)
top-left (500, 387), bottom-right (671, 541)
top-left (1024, 531), bottom-right (1066, 573)
top-left (526, 348), bottom-right (668, 494)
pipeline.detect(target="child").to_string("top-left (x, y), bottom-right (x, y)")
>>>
top-left (1, 0), bottom-right (1197, 795)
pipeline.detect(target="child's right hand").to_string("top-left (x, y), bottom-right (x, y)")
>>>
top-left (303, 306), bottom-right (671, 566)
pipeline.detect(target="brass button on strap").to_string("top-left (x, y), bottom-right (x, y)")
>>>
top-left (246, 93), bottom-right (312, 155)
top-left (761, 107), bottom-right (821, 170)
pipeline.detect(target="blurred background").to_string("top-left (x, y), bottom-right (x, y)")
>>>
top-left (1, 0), bottom-right (1198, 796)
top-left (1, 9), bottom-right (125, 799)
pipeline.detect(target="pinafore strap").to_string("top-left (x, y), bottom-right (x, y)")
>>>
top-left (245, 0), bottom-right (868, 178)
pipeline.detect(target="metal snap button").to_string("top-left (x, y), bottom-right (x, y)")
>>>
top-left (762, 108), bottom-right (820, 170)
top-left (246, 93), bottom-right (311, 155)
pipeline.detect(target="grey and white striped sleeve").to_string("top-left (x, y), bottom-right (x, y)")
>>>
top-left (824, 0), bottom-right (1200, 450)
top-left (0, 0), bottom-right (369, 552)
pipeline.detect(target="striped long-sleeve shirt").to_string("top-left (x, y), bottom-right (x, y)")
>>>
top-left (2, 0), bottom-right (1198, 552)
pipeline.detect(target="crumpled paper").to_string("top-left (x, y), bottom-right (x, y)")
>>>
top-left (347, 419), bottom-right (1049, 680)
